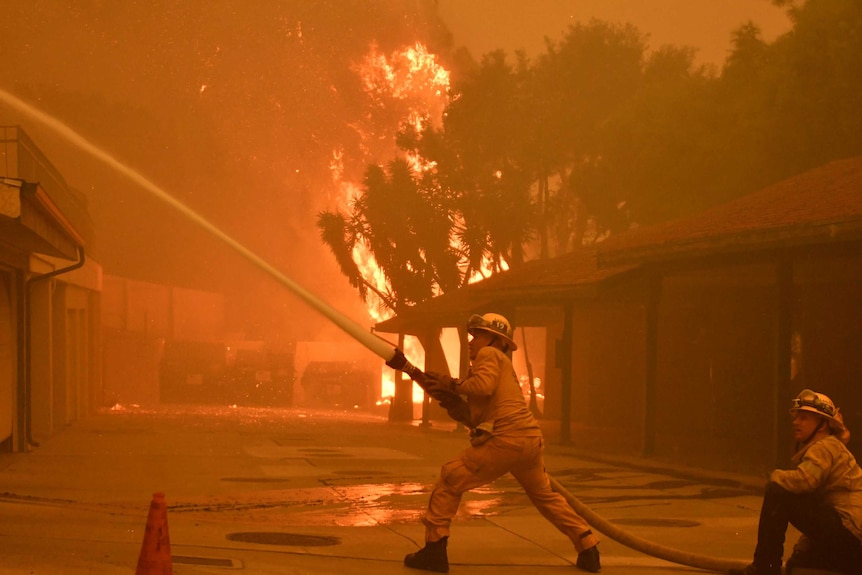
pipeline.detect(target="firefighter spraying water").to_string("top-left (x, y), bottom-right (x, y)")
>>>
top-left (389, 314), bottom-right (750, 574)
top-left (398, 313), bottom-right (601, 574)
top-left (0, 87), bottom-right (750, 573)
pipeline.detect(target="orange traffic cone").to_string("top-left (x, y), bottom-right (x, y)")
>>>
top-left (136, 492), bottom-right (173, 575)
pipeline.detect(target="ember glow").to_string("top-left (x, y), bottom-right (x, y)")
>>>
top-left (357, 42), bottom-right (450, 111)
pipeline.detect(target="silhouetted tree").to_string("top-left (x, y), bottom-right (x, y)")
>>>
top-left (317, 158), bottom-right (458, 314)
top-left (765, 0), bottom-right (862, 172)
top-left (328, 0), bottom-right (862, 292)
top-left (532, 20), bottom-right (647, 245)
top-left (399, 50), bottom-right (535, 272)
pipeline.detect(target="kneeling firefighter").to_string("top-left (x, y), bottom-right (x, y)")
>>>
top-left (729, 389), bottom-right (862, 575)
top-left (404, 312), bottom-right (601, 573)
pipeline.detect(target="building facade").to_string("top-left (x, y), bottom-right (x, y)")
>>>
top-left (0, 125), bottom-right (100, 452)
top-left (376, 156), bottom-right (862, 476)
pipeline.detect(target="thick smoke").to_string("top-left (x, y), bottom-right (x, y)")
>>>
top-left (0, 0), bottom-right (451, 341)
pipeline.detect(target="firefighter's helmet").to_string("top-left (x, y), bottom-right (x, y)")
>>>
top-left (791, 389), bottom-right (850, 443)
top-left (791, 389), bottom-right (837, 419)
top-left (467, 313), bottom-right (518, 351)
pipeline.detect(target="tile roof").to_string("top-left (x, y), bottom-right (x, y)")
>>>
top-left (374, 249), bottom-right (637, 333)
top-left (375, 156), bottom-right (862, 334)
top-left (597, 156), bottom-right (862, 267)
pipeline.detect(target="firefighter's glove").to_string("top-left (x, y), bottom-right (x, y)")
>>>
top-left (424, 371), bottom-right (458, 402)
top-left (425, 373), bottom-right (470, 426)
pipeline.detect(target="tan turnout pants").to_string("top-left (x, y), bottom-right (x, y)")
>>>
top-left (422, 434), bottom-right (599, 552)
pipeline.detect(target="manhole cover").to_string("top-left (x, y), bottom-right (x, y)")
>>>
top-left (227, 532), bottom-right (341, 546)
top-left (611, 517), bottom-right (700, 528)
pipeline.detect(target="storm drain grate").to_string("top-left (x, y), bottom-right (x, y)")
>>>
top-left (174, 555), bottom-right (239, 567)
top-left (293, 448), bottom-right (351, 458)
top-left (299, 454), bottom-right (352, 458)
top-left (227, 532), bottom-right (341, 546)
top-left (610, 517), bottom-right (701, 528)
top-left (220, 477), bottom-right (292, 483)
top-left (641, 479), bottom-right (696, 489)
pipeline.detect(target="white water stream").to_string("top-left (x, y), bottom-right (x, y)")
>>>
top-left (0, 88), bottom-right (396, 362)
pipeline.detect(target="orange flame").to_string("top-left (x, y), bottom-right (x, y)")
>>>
top-left (327, 42), bottom-right (452, 405)
top-left (330, 42), bottom-right (527, 407)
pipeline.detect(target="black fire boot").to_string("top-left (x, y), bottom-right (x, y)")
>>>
top-left (727, 563), bottom-right (781, 575)
top-left (404, 537), bottom-right (449, 573)
top-left (576, 545), bottom-right (601, 572)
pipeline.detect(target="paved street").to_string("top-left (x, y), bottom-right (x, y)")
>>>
top-left (0, 404), bottom-right (773, 574)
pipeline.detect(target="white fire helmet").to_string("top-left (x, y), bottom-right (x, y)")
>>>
top-left (790, 389), bottom-right (850, 443)
top-left (467, 313), bottom-right (518, 351)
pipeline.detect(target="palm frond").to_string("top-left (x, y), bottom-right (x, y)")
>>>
top-left (316, 210), bottom-right (367, 300)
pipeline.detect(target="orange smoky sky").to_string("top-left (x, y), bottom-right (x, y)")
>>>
top-left (0, 1), bottom-right (447, 342)
top-left (438, 0), bottom-right (792, 67)
top-left (0, 0), bottom-right (793, 345)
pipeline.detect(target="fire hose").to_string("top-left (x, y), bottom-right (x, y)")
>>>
top-left (547, 474), bottom-right (746, 573)
top-left (385, 347), bottom-right (747, 573)
top-left (0, 88), bottom-right (746, 573)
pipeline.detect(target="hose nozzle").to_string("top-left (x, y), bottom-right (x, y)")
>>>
top-left (385, 348), bottom-right (424, 382)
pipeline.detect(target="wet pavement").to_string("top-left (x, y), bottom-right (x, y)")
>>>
top-left (0, 405), bottom-right (781, 574)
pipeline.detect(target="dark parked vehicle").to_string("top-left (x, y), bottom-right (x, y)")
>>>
top-left (300, 361), bottom-right (376, 408)
top-left (160, 341), bottom-right (294, 406)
